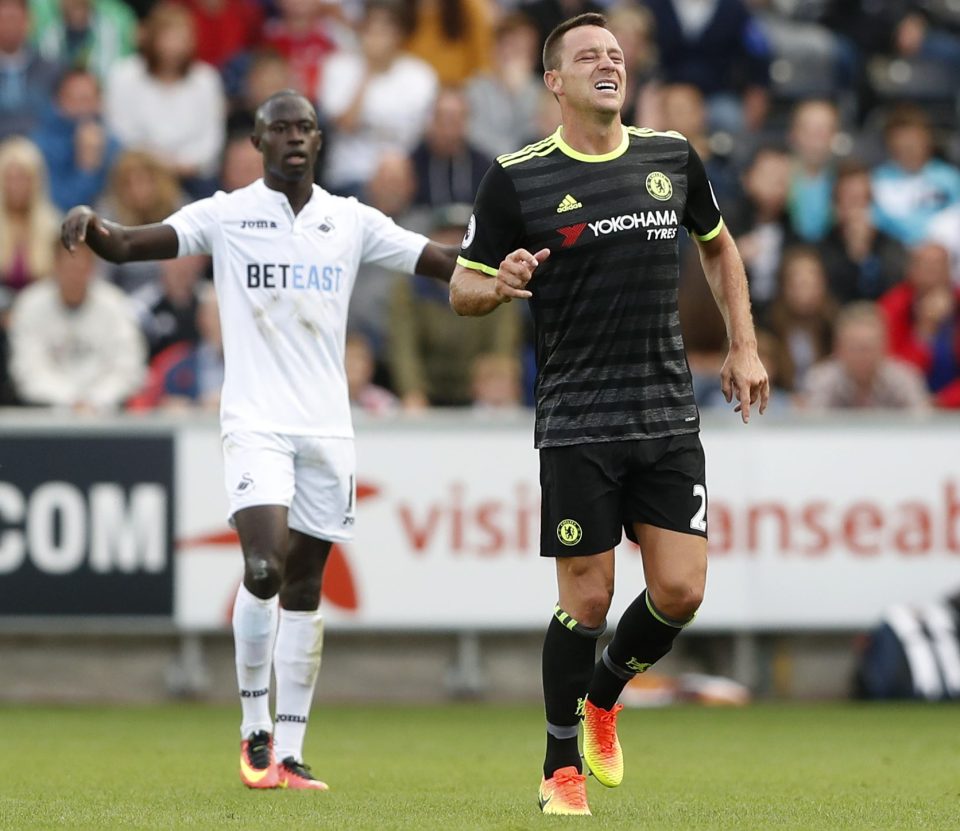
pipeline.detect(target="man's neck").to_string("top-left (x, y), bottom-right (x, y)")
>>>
top-left (430, 139), bottom-right (464, 160)
top-left (799, 158), bottom-right (826, 176)
top-left (264, 175), bottom-right (314, 215)
top-left (60, 289), bottom-right (88, 309)
top-left (558, 113), bottom-right (623, 156)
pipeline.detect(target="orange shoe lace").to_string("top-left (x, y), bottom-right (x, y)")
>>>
top-left (590, 703), bottom-right (623, 753)
top-left (551, 767), bottom-right (589, 810)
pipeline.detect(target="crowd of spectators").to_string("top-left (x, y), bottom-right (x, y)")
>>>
top-left (1, 0), bottom-right (959, 416)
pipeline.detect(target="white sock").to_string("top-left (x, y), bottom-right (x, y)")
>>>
top-left (273, 608), bottom-right (324, 763)
top-left (232, 583), bottom-right (279, 738)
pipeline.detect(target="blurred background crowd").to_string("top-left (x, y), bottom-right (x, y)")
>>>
top-left (1, 0), bottom-right (959, 417)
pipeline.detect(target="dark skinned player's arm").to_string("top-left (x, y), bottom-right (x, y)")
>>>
top-left (60, 205), bottom-right (180, 263)
top-left (414, 242), bottom-right (458, 284)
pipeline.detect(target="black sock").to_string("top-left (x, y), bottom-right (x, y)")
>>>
top-left (587, 589), bottom-right (690, 711)
top-left (542, 607), bottom-right (605, 778)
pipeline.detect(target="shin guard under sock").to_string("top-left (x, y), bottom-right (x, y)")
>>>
top-left (542, 607), bottom-right (606, 777)
top-left (588, 589), bottom-right (692, 710)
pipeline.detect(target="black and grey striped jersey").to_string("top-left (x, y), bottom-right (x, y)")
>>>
top-left (457, 124), bottom-right (724, 449)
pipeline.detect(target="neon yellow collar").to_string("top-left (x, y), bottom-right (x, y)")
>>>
top-left (553, 125), bottom-right (629, 162)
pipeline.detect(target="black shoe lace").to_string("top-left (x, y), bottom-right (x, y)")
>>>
top-left (281, 756), bottom-right (316, 780)
top-left (247, 731), bottom-right (272, 770)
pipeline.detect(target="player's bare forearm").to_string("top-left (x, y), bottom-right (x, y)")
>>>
top-left (415, 243), bottom-right (458, 283)
top-left (450, 247), bottom-right (547, 316)
top-left (61, 206), bottom-right (178, 263)
top-left (696, 226), bottom-right (769, 421)
top-left (697, 226), bottom-right (756, 348)
top-left (449, 264), bottom-right (503, 316)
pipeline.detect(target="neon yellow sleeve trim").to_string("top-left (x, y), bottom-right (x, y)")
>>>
top-left (456, 255), bottom-right (499, 277)
top-left (694, 218), bottom-right (724, 242)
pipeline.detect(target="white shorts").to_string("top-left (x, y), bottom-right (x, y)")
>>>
top-left (222, 431), bottom-right (356, 542)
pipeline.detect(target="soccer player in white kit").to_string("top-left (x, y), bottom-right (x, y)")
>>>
top-left (61, 91), bottom-right (459, 790)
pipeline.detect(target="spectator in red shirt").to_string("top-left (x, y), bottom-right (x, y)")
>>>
top-left (879, 242), bottom-right (960, 408)
top-left (175, 0), bottom-right (263, 68)
top-left (262, 0), bottom-right (337, 97)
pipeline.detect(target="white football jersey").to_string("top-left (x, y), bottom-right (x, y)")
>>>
top-left (165, 179), bottom-right (428, 436)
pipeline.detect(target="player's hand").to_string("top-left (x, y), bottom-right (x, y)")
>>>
top-left (720, 343), bottom-right (770, 424)
top-left (495, 248), bottom-right (550, 302)
top-left (61, 206), bottom-right (106, 252)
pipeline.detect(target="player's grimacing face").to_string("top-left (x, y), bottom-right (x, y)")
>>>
top-left (255, 97), bottom-right (322, 182)
top-left (548, 26), bottom-right (626, 115)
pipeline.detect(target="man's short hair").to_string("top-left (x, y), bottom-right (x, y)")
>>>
top-left (832, 157), bottom-right (871, 197)
top-left (254, 89), bottom-right (315, 128)
top-left (542, 12), bottom-right (608, 72)
top-left (884, 103), bottom-right (931, 137)
top-left (55, 66), bottom-right (99, 97)
top-left (260, 88), bottom-right (309, 109)
top-left (744, 142), bottom-right (789, 171)
top-left (362, 0), bottom-right (413, 38)
top-left (790, 98), bottom-right (838, 123)
top-left (836, 301), bottom-right (884, 336)
top-left (835, 157), bottom-right (870, 181)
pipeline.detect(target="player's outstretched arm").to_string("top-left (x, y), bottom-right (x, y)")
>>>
top-left (61, 206), bottom-right (179, 264)
top-left (415, 243), bottom-right (459, 283)
top-left (450, 248), bottom-right (549, 317)
top-left (696, 226), bottom-right (769, 423)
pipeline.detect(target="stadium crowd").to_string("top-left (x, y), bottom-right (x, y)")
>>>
top-left (1, 0), bottom-right (959, 413)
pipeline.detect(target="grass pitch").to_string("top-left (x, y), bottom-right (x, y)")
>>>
top-left (0, 702), bottom-right (956, 830)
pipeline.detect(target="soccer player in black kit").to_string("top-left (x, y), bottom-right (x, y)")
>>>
top-left (451, 14), bottom-right (769, 817)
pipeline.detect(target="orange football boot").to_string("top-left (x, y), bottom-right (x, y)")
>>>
top-left (583, 700), bottom-right (624, 787)
top-left (240, 730), bottom-right (279, 789)
top-left (538, 766), bottom-right (590, 815)
top-left (277, 757), bottom-right (330, 791)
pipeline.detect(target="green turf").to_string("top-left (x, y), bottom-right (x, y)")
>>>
top-left (0, 702), bottom-right (957, 830)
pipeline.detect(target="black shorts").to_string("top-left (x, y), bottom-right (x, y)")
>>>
top-left (539, 433), bottom-right (708, 558)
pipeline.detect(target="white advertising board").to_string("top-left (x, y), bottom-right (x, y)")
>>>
top-left (174, 419), bottom-right (960, 632)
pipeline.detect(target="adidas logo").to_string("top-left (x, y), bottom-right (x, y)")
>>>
top-left (556, 194), bottom-right (582, 213)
